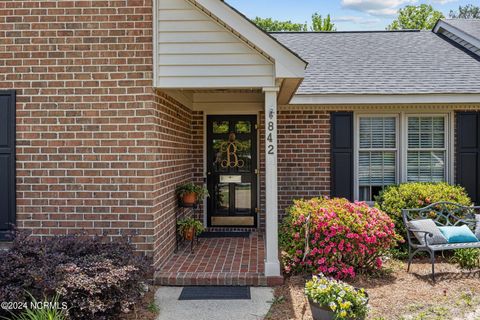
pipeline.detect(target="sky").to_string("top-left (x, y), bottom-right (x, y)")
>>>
top-left (227, 0), bottom-right (479, 31)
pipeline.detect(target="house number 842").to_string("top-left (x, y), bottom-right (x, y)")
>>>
top-left (267, 121), bottom-right (275, 155)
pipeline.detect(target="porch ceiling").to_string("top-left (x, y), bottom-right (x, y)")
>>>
top-left (163, 88), bottom-right (266, 113)
top-left (162, 80), bottom-right (299, 111)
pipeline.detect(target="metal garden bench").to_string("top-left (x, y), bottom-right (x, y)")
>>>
top-left (402, 202), bottom-right (480, 281)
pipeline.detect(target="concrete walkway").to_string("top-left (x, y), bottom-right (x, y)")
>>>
top-left (155, 287), bottom-right (274, 320)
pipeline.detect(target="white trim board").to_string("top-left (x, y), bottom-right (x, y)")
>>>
top-left (434, 20), bottom-right (480, 51)
top-left (290, 94), bottom-right (480, 105)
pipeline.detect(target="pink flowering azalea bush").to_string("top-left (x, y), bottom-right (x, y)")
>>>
top-left (280, 197), bottom-right (400, 279)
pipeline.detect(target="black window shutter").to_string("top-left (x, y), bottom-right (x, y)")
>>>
top-left (456, 112), bottom-right (480, 204)
top-left (0, 90), bottom-right (16, 241)
top-left (330, 112), bottom-right (354, 200)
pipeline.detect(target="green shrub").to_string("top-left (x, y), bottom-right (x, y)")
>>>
top-left (451, 248), bottom-right (480, 270)
top-left (375, 182), bottom-right (471, 254)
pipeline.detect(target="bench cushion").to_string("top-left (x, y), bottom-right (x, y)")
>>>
top-left (438, 225), bottom-right (479, 243)
top-left (476, 214), bottom-right (480, 240)
top-left (408, 219), bottom-right (447, 245)
top-left (429, 242), bottom-right (480, 251)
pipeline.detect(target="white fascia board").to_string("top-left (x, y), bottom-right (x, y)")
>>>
top-left (290, 94), bottom-right (480, 105)
top-left (190, 0), bottom-right (307, 79)
top-left (434, 20), bottom-right (480, 49)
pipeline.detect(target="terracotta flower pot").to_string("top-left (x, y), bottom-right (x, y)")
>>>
top-left (184, 227), bottom-right (195, 241)
top-left (182, 192), bottom-right (197, 206)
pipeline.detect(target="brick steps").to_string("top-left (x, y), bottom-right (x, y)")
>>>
top-left (155, 272), bottom-right (269, 286)
top-left (156, 232), bottom-right (284, 287)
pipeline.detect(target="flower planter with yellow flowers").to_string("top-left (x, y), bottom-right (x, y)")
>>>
top-left (305, 275), bottom-right (369, 320)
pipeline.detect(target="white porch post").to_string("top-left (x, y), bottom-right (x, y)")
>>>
top-left (263, 87), bottom-right (280, 277)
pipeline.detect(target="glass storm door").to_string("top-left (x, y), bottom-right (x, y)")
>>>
top-left (207, 115), bottom-right (257, 227)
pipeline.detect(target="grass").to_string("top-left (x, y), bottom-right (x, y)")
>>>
top-left (146, 301), bottom-right (160, 315)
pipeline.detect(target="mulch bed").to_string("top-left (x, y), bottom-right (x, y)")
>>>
top-left (119, 285), bottom-right (159, 320)
top-left (266, 258), bottom-right (480, 320)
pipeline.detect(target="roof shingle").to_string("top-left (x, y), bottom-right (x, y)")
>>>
top-left (271, 30), bottom-right (480, 95)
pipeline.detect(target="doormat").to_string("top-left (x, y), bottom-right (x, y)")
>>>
top-left (198, 231), bottom-right (250, 238)
top-left (178, 286), bottom-right (251, 300)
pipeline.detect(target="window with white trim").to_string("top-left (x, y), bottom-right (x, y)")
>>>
top-left (358, 116), bottom-right (397, 201)
top-left (407, 116), bottom-right (446, 182)
top-left (355, 113), bottom-right (451, 202)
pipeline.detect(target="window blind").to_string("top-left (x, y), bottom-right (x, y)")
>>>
top-left (407, 116), bottom-right (446, 182)
top-left (359, 117), bottom-right (396, 149)
top-left (359, 151), bottom-right (396, 185)
top-left (408, 117), bottom-right (445, 149)
top-left (358, 117), bottom-right (397, 187)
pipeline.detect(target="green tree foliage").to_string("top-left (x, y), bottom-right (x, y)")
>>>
top-left (449, 4), bottom-right (480, 19)
top-left (251, 17), bottom-right (307, 32)
top-left (252, 13), bottom-right (336, 32)
top-left (387, 4), bottom-right (445, 30)
top-left (311, 13), bottom-right (336, 31)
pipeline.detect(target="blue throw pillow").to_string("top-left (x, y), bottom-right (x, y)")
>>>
top-left (438, 225), bottom-right (479, 244)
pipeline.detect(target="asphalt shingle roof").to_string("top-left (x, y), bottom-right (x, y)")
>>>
top-left (444, 19), bottom-right (480, 41)
top-left (271, 30), bottom-right (480, 95)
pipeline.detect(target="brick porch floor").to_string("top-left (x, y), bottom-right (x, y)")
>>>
top-left (155, 232), bottom-right (283, 286)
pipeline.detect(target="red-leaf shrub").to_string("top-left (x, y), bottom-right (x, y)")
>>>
top-left (0, 232), bottom-right (152, 320)
top-left (280, 198), bottom-right (400, 279)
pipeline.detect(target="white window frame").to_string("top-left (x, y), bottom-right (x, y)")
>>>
top-left (354, 114), bottom-right (400, 202)
top-left (403, 114), bottom-right (449, 183)
top-left (354, 111), bottom-right (454, 202)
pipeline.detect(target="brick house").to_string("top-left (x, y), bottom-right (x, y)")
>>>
top-left (1, 1), bottom-right (480, 284)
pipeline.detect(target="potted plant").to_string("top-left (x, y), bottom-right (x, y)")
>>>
top-left (305, 275), bottom-right (368, 320)
top-left (176, 182), bottom-right (209, 206)
top-left (177, 217), bottom-right (205, 241)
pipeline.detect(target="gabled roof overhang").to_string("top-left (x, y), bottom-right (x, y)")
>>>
top-left (186, 0), bottom-right (308, 79)
top-left (433, 19), bottom-right (480, 51)
top-left (182, 0), bottom-right (307, 103)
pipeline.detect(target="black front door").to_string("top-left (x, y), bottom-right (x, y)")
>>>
top-left (207, 115), bottom-right (257, 227)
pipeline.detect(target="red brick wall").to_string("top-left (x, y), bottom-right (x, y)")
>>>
top-left (192, 111), bottom-right (204, 185)
top-left (151, 91), bottom-right (193, 268)
top-left (0, 1), bottom-right (215, 267)
top-left (260, 109), bottom-right (332, 224)
top-left (0, 0), bottom-right (157, 252)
